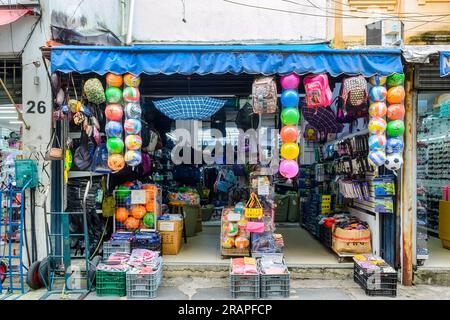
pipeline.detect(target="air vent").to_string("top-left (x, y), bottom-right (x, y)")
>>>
top-left (415, 63), bottom-right (450, 90)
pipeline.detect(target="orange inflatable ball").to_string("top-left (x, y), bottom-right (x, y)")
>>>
top-left (115, 207), bottom-right (129, 222)
top-left (131, 205), bottom-right (147, 219)
top-left (108, 154), bottom-right (125, 171)
top-left (387, 86), bottom-right (405, 104)
top-left (106, 73), bottom-right (123, 88)
top-left (386, 104), bottom-right (405, 120)
top-left (124, 217), bottom-right (140, 230)
top-left (280, 126), bottom-right (299, 143)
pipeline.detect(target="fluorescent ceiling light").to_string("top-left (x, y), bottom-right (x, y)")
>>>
top-left (8, 121), bottom-right (22, 124)
top-left (0, 110), bottom-right (18, 114)
top-left (0, 116), bottom-right (18, 120)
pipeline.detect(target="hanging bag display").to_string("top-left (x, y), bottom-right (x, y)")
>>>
top-left (235, 101), bottom-right (260, 130)
top-left (45, 130), bottom-right (63, 161)
top-left (244, 192), bottom-right (263, 219)
top-left (303, 74), bottom-right (332, 108)
top-left (252, 76), bottom-right (278, 114)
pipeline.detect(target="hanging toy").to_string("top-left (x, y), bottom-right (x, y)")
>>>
top-left (123, 87), bottom-right (140, 103)
top-left (386, 120), bottom-right (405, 137)
top-left (368, 150), bottom-right (387, 167)
top-left (280, 125), bottom-right (299, 143)
top-left (125, 135), bottom-right (143, 150)
top-left (108, 153), bottom-right (125, 171)
top-left (386, 86), bottom-right (405, 105)
top-left (368, 117), bottom-right (387, 135)
top-left (105, 121), bottom-right (124, 137)
top-left (386, 104), bottom-right (405, 121)
top-left (124, 150), bottom-right (142, 167)
top-left (368, 134), bottom-right (387, 150)
top-left (280, 142), bottom-right (300, 160)
top-left (124, 118), bottom-right (142, 135)
top-left (123, 73), bottom-right (141, 87)
top-left (369, 102), bottom-right (387, 118)
top-left (369, 75), bottom-right (387, 86)
top-left (279, 159), bottom-right (299, 179)
top-left (106, 137), bottom-right (125, 154)
top-left (280, 74), bottom-right (300, 90)
top-left (125, 102), bottom-right (142, 119)
top-left (105, 104), bottom-right (124, 121)
top-left (386, 138), bottom-right (404, 154)
top-left (106, 73), bottom-right (124, 88)
top-left (105, 87), bottom-right (123, 104)
top-left (281, 108), bottom-right (300, 126)
top-left (369, 86), bottom-right (387, 102)
top-left (386, 73), bottom-right (405, 87)
top-left (384, 153), bottom-right (403, 171)
top-left (281, 90), bottom-right (300, 108)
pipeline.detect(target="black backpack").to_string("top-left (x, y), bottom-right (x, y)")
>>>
top-left (235, 102), bottom-right (259, 130)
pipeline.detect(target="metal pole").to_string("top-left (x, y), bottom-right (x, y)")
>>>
top-left (126, 0), bottom-right (135, 45)
top-left (333, 0), bottom-right (343, 48)
top-left (402, 65), bottom-right (414, 286)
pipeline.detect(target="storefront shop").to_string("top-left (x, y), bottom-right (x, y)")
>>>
top-left (3, 43), bottom-right (411, 297)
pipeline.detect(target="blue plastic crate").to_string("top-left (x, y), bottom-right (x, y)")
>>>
top-left (14, 159), bottom-right (38, 188)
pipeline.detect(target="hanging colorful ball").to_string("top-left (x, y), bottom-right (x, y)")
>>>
top-left (123, 73), bottom-right (141, 87)
top-left (106, 137), bottom-right (125, 154)
top-left (115, 207), bottom-right (129, 222)
top-left (143, 213), bottom-right (155, 228)
top-left (369, 75), bottom-right (387, 86)
top-left (385, 153), bottom-right (403, 171)
top-left (108, 154), bottom-right (125, 171)
top-left (105, 104), bottom-right (123, 121)
top-left (368, 150), bottom-right (386, 167)
top-left (386, 73), bottom-right (405, 87)
top-left (280, 74), bottom-right (300, 90)
top-left (279, 159), bottom-right (299, 179)
top-left (105, 121), bottom-right (123, 137)
top-left (280, 125), bottom-right (299, 143)
top-left (368, 134), bottom-right (387, 150)
top-left (105, 87), bottom-right (123, 104)
top-left (125, 102), bottom-right (142, 119)
top-left (368, 117), bottom-right (387, 135)
top-left (281, 108), bottom-right (300, 126)
top-left (281, 89), bottom-right (300, 108)
top-left (387, 104), bottom-right (405, 120)
top-left (386, 138), bottom-right (404, 154)
top-left (123, 87), bottom-right (140, 103)
top-left (280, 142), bottom-right (300, 160)
top-left (369, 102), bottom-right (387, 118)
top-left (124, 119), bottom-right (142, 135)
top-left (106, 73), bottom-right (123, 87)
top-left (369, 86), bottom-right (387, 102)
top-left (125, 135), bottom-right (142, 150)
top-left (124, 150), bottom-right (142, 167)
top-left (386, 120), bottom-right (405, 137)
top-left (387, 86), bottom-right (405, 104)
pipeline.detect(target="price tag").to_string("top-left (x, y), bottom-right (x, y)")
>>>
top-left (158, 221), bottom-right (175, 232)
top-left (228, 213), bottom-right (241, 222)
top-left (131, 190), bottom-right (146, 204)
top-left (257, 177), bottom-right (270, 196)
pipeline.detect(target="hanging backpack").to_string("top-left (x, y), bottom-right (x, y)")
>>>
top-left (252, 76), bottom-right (278, 114)
top-left (235, 102), bottom-right (260, 130)
top-left (303, 74), bottom-right (332, 108)
top-left (340, 75), bottom-right (368, 108)
top-left (90, 142), bottom-right (110, 173)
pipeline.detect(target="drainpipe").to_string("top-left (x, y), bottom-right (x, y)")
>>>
top-left (126, 0), bottom-right (135, 45)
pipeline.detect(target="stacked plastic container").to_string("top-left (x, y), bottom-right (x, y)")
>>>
top-left (367, 75), bottom-right (388, 169)
top-left (385, 73), bottom-right (406, 171)
top-left (105, 73), bottom-right (125, 171)
top-left (123, 73), bottom-right (143, 167)
top-left (278, 74), bottom-right (301, 181)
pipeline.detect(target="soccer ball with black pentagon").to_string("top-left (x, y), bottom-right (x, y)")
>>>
top-left (384, 153), bottom-right (403, 171)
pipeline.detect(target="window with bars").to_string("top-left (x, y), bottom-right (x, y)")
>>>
top-left (0, 58), bottom-right (22, 105)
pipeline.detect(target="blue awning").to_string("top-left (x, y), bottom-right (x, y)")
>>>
top-left (440, 51), bottom-right (450, 77)
top-left (51, 44), bottom-right (403, 77)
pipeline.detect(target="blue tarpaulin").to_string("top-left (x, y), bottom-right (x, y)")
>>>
top-left (51, 44), bottom-right (403, 77)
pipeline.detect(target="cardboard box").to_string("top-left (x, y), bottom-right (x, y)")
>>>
top-left (332, 227), bottom-right (372, 254)
top-left (158, 219), bottom-right (183, 255)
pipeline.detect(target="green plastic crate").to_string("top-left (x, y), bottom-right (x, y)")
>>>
top-left (14, 159), bottom-right (38, 188)
top-left (96, 269), bottom-right (127, 297)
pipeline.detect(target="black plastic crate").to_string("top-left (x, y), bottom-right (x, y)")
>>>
top-left (319, 224), bottom-right (332, 248)
top-left (353, 263), bottom-right (397, 297)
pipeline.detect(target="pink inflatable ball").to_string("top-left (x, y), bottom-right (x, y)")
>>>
top-left (280, 74), bottom-right (300, 90)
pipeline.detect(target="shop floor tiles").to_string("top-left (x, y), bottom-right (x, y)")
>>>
top-left (163, 225), bottom-right (349, 266)
top-left (424, 236), bottom-right (450, 268)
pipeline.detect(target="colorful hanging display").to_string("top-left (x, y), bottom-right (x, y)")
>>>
top-left (367, 76), bottom-right (387, 168)
top-left (385, 72), bottom-right (405, 172)
top-left (279, 73), bottom-right (301, 180)
top-left (123, 73), bottom-right (142, 167)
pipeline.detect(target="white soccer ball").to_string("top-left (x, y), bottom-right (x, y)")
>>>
top-left (385, 153), bottom-right (403, 171)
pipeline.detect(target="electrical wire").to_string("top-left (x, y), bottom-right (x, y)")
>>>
top-left (223, 0), bottom-right (450, 24)
top-left (405, 14), bottom-right (449, 32)
top-left (17, 14), bottom-right (42, 58)
top-left (281, 0), bottom-right (450, 22)
top-left (89, 216), bottom-right (109, 260)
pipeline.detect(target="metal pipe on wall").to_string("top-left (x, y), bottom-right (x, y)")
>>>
top-left (126, 0), bottom-right (135, 45)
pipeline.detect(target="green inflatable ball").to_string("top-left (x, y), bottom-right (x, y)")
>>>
top-left (386, 73), bottom-right (405, 87)
top-left (105, 87), bottom-right (123, 104)
top-left (143, 213), bottom-right (155, 228)
top-left (115, 185), bottom-right (130, 201)
top-left (281, 108), bottom-right (300, 126)
top-left (387, 120), bottom-right (405, 137)
top-left (107, 137), bottom-right (124, 154)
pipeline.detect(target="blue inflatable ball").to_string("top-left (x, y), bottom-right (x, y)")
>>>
top-left (124, 150), bottom-right (142, 167)
top-left (368, 134), bottom-right (386, 150)
top-left (105, 121), bottom-right (123, 138)
top-left (281, 89), bottom-right (300, 108)
top-left (386, 138), bottom-right (404, 154)
top-left (369, 86), bottom-right (387, 102)
top-left (368, 150), bottom-right (386, 167)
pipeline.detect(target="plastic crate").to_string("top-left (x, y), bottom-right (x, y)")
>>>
top-left (230, 273), bottom-right (260, 299)
top-left (103, 240), bottom-right (131, 260)
top-left (126, 260), bottom-right (163, 299)
top-left (131, 232), bottom-right (162, 253)
top-left (353, 263), bottom-right (397, 297)
top-left (96, 269), bottom-right (127, 297)
top-left (260, 272), bottom-right (290, 298)
top-left (319, 224), bottom-right (332, 248)
top-left (131, 241), bottom-right (162, 253)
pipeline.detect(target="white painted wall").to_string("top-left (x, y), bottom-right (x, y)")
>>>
top-left (132, 0), bottom-right (328, 43)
